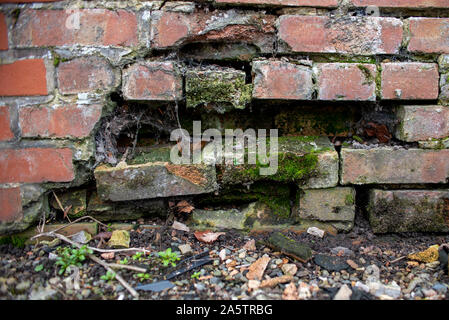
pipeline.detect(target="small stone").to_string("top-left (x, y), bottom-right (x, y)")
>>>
top-left (281, 264), bottom-right (298, 276)
top-left (248, 280), bottom-right (261, 290)
top-left (243, 239), bottom-right (256, 251)
top-left (178, 244), bottom-right (192, 255)
top-left (354, 281), bottom-right (370, 293)
top-left (408, 245), bottom-right (439, 263)
top-left (71, 230), bottom-right (92, 244)
top-left (334, 284), bottom-right (352, 300)
top-left (107, 230), bottom-right (130, 248)
top-left (314, 254), bottom-right (349, 272)
top-left (364, 265), bottom-right (380, 282)
top-left (219, 249), bottom-right (227, 261)
top-left (238, 251), bottom-right (246, 259)
top-left (194, 283), bottom-right (206, 291)
top-left (29, 286), bottom-right (58, 300)
top-left (422, 289), bottom-right (437, 297)
top-left (331, 247), bottom-right (354, 257)
top-left (307, 227), bottom-right (325, 238)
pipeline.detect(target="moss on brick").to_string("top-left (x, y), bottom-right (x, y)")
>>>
top-left (186, 69), bottom-right (252, 112)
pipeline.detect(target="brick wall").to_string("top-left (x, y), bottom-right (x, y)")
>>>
top-left (0, 0), bottom-right (448, 235)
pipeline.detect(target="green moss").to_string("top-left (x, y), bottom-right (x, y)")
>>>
top-left (357, 64), bottom-right (375, 85)
top-left (345, 193), bottom-right (355, 206)
top-left (130, 146), bottom-right (172, 164)
top-left (186, 70), bottom-right (252, 112)
top-left (0, 235), bottom-right (27, 248)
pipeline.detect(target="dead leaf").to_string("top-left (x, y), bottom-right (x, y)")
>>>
top-left (172, 220), bottom-right (190, 232)
top-left (101, 252), bottom-right (115, 260)
top-left (194, 231), bottom-right (225, 244)
top-left (176, 200), bottom-right (195, 214)
top-left (246, 254), bottom-right (270, 281)
top-left (260, 275), bottom-right (293, 288)
top-left (365, 122), bottom-right (392, 143)
top-left (282, 282), bottom-right (298, 300)
top-left (242, 239), bottom-right (256, 251)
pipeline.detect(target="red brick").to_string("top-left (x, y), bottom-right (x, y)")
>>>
top-left (0, 13), bottom-right (8, 50)
top-left (395, 105), bottom-right (449, 142)
top-left (252, 60), bottom-right (313, 100)
top-left (215, 0), bottom-right (338, 6)
top-left (0, 59), bottom-right (47, 96)
top-left (341, 148), bottom-right (449, 184)
top-left (0, 187), bottom-right (22, 223)
top-left (381, 63), bottom-right (439, 100)
top-left (278, 15), bottom-right (403, 55)
top-left (150, 11), bottom-right (276, 53)
top-left (122, 61), bottom-right (182, 101)
top-left (316, 63), bottom-right (377, 101)
top-left (13, 9), bottom-right (137, 47)
top-left (0, 148), bottom-right (74, 183)
top-left (57, 57), bottom-right (116, 94)
top-left (352, 0), bottom-right (449, 8)
top-left (408, 18), bottom-right (449, 54)
top-left (0, 106), bottom-right (13, 141)
top-left (19, 104), bottom-right (102, 138)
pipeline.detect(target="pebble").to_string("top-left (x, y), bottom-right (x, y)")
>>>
top-left (281, 264), bottom-right (298, 276)
top-left (15, 281), bottom-right (31, 293)
top-left (334, 285), bottom-right (352, 300)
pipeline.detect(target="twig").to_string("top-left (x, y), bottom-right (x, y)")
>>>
top-left (108, 263), bottom-right (147, 273)
top-left (46, 215), bottom-right (109, 235)
top-left (52, 191), bottom-right (71, 223)
top-left (88, 254), bottom-right (139, 298)
top-left (390, 256), bottom-right (406, 264)
top-left (31, 232), bottom-right (151, 255)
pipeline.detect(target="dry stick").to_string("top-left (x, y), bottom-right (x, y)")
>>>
top-left (31, 232), bottom-right (151, 255)
top-left (108, 263), bottom-right (147, 273)
top-left (47, 215), bottom-right (109, 235)
top-left (52, 191), bottom-right (72, 223)
top-left (32, 231), bottom-right (139, 298)
top-left (88, 254), bottom-right (139, 298)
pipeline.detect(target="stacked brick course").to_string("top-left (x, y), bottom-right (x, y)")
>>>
top-left (0, 0), bottom-right (448, 235)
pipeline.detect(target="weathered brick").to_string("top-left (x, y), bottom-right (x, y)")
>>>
top-left (408, 18), bottom-right (449, 54)
top-left (381, 63), bottom-right (439, 100)
top-left (13, 9), bottom-right (137, 47)
top-left (0, 12), bottom-right (8, 50)
top-left (0, 187), bottom-right (22, 223)
top-left (122, 61), bottom-right (182, 101)
top-left (215, 0), bottom-right (338, 6)
top-left (0, 106), bottom-right (13, 141)
top-left (252, 60), bottom-right (313, 100)
top-left (340, 148), bottom-right (449, 185)
top-left (19, 104), bottom-right (102, 138)
top-left (395, 105), bottom-right (449, 142)
top-left (95, 162), bottom-right (218, 202)
top-left (57, 57), bottom-right (116, 95)
top-left (0, 148), bottom-right (74, 183)
top-left (352, 0), bottom-right (449, 8)
top-left (368, 189), bottom-right (449, 233)
top-left (186, 67), bottom-right (252, 111)
top-left (295, 187), bottom-right (355, 232)
top-left (0, 59), bottom-right (47, 96)
top-left (219, 136), bottom-right (339, 189)
top-left (315, 63), bottom-right (377, 101)
top-left (278, 15), bottom-right (403, 55)
top-left (150, 10), bottom-right (276, 53)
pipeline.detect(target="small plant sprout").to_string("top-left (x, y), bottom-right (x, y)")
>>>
top-left (135, 273), bottom-right (150, 282)
top-left (55, 245), bottom-right (93, 275)
top-left (132, 252), bottom-right (145, 262)
top-left (34, 264), bottom-right (44, 272)
top-left (158, 248), bottom-right (180, 267)
top-left (191, 271), bottom-right (201, 280)
top-left (101, 270), bottom-right (116, 282)
top-left (119, 257), bottom-right (129, 265)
